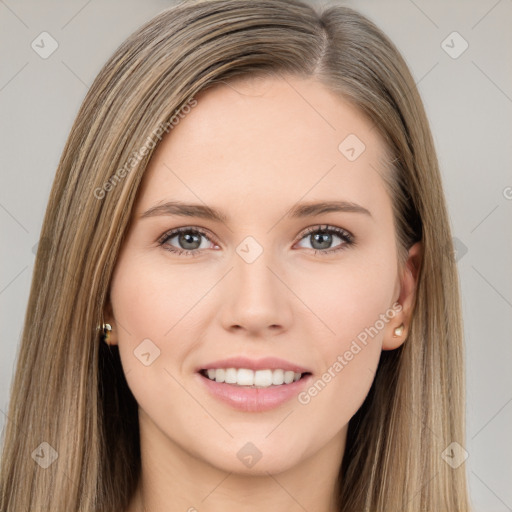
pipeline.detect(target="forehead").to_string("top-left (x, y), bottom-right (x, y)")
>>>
top-left (134, 75), bottom-right (392, 221)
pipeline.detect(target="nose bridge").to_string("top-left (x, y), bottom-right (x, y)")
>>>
top-left (220, 235), bottom-right (292, 333)
top-left (234, 237), bottom-right (281, 307)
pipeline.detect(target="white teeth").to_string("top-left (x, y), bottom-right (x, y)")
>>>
top-left (272, 369), bottom-right (284, 385)
top-left (225, 368), bottom-right (237, 384)
top-left (237, 368), bottom-right (255, 386)
top-left (284, 370), bottom-right (295, 384)
top-left (254, 369), bottom-right (272, 387)
top-left (204, 368), bottom-right (304, 388)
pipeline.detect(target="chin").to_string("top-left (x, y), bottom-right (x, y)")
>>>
top-left (196, 435), bottom-right (309, 476)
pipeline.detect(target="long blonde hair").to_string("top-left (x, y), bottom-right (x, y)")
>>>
top-left (0, 1), bottom-right (470, 510)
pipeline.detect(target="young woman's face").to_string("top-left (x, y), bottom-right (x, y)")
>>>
top-left (107, 75), bottom-right (419, 475)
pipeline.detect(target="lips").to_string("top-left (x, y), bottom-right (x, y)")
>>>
top-left (194, 356), bottom-right (313, 412)
top-left (196, 371), bottom-right (313, 412)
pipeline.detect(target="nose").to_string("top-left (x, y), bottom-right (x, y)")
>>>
top-left (219, 246), bottom-right (293, 336)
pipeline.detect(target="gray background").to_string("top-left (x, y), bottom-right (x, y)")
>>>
top-left (1, 0), bottom-right (511, 510)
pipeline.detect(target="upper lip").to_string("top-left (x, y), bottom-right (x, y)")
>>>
top-left (197, 356), bottom-right (312, 374)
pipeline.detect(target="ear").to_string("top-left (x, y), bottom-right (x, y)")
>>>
top-left (382, 241), bottom-right (423, 350)
top-left (102, 297), bottom-right (119, 346)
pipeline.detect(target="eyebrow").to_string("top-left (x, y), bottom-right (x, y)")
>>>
top-left (139, 200), bottom-right (372, 222)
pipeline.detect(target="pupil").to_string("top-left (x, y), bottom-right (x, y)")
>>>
top-left (180, 232), bottom-right (200, 250)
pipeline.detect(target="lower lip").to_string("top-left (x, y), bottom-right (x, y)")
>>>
top-left (196, 372), bottom-right (313, 412)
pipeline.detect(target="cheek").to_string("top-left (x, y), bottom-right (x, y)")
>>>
top-left (109, 256), bottom-right (171, 371)
top-left (298, 252), bottom-right (396, 343)
top-left (110, 255), bottom-right (208, 342)
top-left (109, 253), bottom-right (221, 386)
top-left (293, 256), bottom-right (395, 417)
top-left (108, 256), bottom-right (204, 418)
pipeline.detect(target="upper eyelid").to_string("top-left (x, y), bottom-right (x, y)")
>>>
top-left (300, 224), bottom-right (352, 237)
top-left (157, 226), bottom-right (220, 252)
top-left (158, 226), bottom-right (214, 241)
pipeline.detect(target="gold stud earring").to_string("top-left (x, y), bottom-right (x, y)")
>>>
top-left (99, 323), bottom-right (112, 344)
top-left (393, 323), bottom-right (404, 337)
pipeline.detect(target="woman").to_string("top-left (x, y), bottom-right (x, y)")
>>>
top-left (0, 0), bottom-right (471, 510)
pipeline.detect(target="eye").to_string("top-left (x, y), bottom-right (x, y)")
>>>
top-left (295, 224), bottom-right (355, 255)
top-left (158, 227), bottom-right (218, 257)
top-left (158, 224), bottom-right (355, 258)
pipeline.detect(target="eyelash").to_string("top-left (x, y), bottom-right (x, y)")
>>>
top-left (157, 224), bottom-right (355, 258)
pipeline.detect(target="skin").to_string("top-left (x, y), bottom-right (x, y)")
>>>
top-left (104, 75), bottom-right (422, 512)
